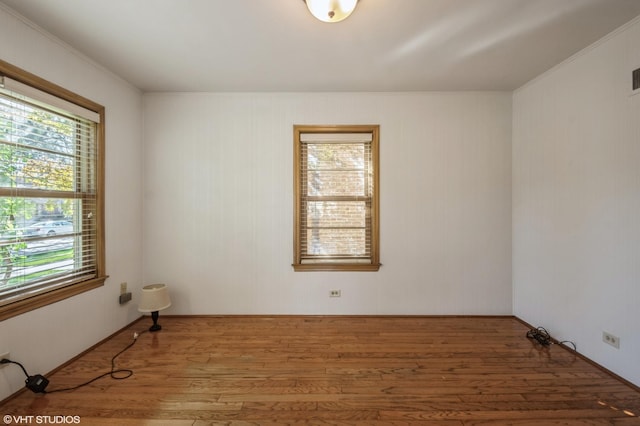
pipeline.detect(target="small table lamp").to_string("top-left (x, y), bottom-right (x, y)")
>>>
top-left (138, 284), bottom-right (171, 332)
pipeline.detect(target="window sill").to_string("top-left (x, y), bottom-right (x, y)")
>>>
top-left (292, 263), bottom-right (381, 272)
top-left (0, 276), bottom-right (107, 321)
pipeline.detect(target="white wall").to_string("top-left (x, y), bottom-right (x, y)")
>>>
top-left (0, 5), bottom-right (144, 400)
top-left (143, 92), bottom-right (512, 315)
top-left (513, 17), bottom-right (640, 386)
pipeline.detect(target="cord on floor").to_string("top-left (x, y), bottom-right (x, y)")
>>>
top-left (526, 326), bottom-right (576, 351)
top-left (1, 329), bottom-right (149, 394)
top-left (46, 329), bottom-right (149, 393)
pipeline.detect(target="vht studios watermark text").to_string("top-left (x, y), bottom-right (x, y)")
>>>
top-left (3, 415), bottom-right (80, 424)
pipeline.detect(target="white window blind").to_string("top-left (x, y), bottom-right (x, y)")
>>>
top-left (293, 126), bottom-right (380, 271)
top-left (0, 75), bottom-right (100, 307)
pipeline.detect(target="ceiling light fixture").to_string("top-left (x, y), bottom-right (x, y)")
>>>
top-left (303, 0), bottom-right (359, 23)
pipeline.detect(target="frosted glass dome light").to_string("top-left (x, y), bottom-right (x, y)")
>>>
top-left (303, 0), bottom-right (359, 23)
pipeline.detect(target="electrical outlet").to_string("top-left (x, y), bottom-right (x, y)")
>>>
top-left (602, 331), bottom-right (620, 349)
top-left (120, 282), bottom-right (127, 295)
top-left (329, 290), bottom-right (341, 297)
top-left (0, 351), bottom-right (10, 368)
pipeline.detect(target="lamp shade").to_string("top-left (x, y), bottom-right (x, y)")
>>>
top-left (138, 283), bottom-right (171, 313)
top-left (304, 0), bottom-right (358, 23)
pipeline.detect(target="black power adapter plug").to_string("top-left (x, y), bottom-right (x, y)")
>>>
top-left (2, 358), bottom-right (49, 393)
top-left (26, 374), bottom-right (49, 393)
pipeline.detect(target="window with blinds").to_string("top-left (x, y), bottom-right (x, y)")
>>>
top-left (0, 61), bottom-right (105, 320)
top-left (293, 125), bottom-right (380, 271)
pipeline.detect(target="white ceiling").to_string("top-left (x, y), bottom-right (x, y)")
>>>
top-left (2, 0), bottom-right (640, 92)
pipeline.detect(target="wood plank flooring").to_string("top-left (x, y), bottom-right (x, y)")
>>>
top-left (1, 316), bottom-right (639, 425)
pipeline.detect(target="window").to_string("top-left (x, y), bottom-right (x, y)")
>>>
top-left (293, 125), bottom-right (380, 271)
top-left (0, 60), bottom-right (105, 320)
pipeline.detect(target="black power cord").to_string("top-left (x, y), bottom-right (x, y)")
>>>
top-left (526, 326), bottom-right (577, 351)
top-left (526, 326), bottom-right (553, 346)
top-left (1, 329), bottom-right (148, 394)
top-left (0, 359), bottom-right (49, 393)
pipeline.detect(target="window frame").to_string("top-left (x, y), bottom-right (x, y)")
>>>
top-left (293, 124), bottom-right (380, 272)
top-left (0, 59), bottom-right (106, 321)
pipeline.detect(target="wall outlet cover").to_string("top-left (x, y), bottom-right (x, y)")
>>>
top-left (602, 331), bottom-right (620, 349)
top-left (0, 351), bottom-right (9, 367)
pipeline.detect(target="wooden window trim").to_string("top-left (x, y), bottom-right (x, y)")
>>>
top-left (0, 59), bottom-right (107, 321)
top-left (293, 124), bottom-right (380, 272)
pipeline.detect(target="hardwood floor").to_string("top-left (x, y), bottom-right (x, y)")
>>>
top-left (1, 316), bottom-right (639, 425)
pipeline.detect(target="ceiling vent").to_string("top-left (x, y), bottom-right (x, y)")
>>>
top-left (633, 67), bottom-right (640, 91)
